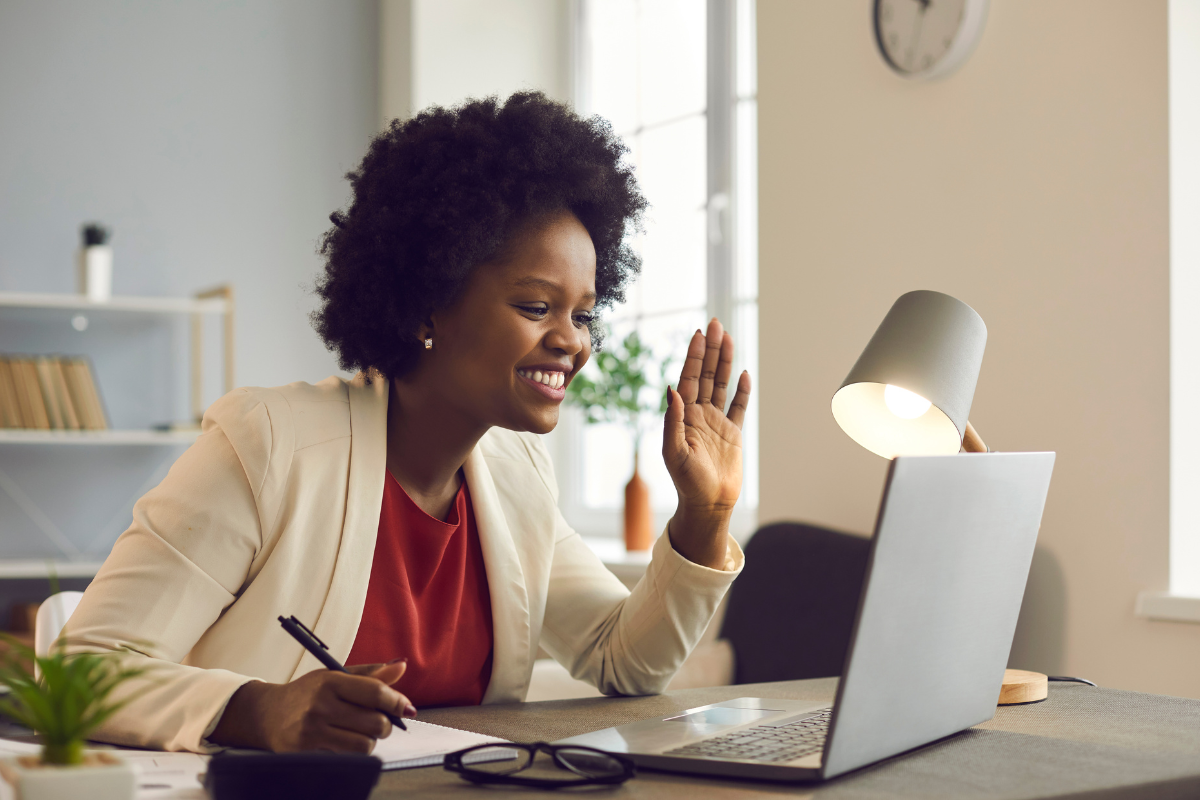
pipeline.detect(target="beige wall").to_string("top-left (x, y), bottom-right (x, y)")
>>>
top-left (757, 1), bottom-right (1200, 697)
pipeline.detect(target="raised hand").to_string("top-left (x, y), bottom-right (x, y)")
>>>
top-left (662, 318), bottom-right (751, 569)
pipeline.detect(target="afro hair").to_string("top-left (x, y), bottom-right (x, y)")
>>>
top-left (312, 91), bottom-right (647, 380)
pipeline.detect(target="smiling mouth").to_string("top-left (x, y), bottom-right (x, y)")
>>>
top-left (516, 368), bottom-right (567, 400)
top-left (517, 368), bottom-right (566, 389)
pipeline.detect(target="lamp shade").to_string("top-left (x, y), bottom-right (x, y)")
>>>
top-left (832, 290), bottom-right (986, 458)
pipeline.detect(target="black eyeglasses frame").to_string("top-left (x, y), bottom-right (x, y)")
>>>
top-left (444, 742), bottom-right (636, 789)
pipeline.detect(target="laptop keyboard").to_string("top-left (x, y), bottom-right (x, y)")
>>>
top-left (665, 709), bottom-right (832, 764)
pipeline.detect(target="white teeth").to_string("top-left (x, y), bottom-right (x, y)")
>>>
top-left (518, 369), bottom-right (565, 388)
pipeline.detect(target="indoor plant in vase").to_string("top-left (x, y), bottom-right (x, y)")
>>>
top-left (0, 636), bottom-right (152, 800)
top-left (566, 330), bottom-right (672, 551)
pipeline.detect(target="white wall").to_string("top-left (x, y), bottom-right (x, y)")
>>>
top-left (0, 0), bottom-right (378, 394)
top-left (380, 0), bottom-right (571, 124)
top-left (757, 1), bottom-right (1200, 697)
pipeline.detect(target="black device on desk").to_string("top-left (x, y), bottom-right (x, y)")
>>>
top-left (278, 615), bottom-right (407, 731)
top-left (205, 752), bottom-right (380, 800)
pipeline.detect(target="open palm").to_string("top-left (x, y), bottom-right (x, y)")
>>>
top-left (662, 318), bottom-right (751, 514)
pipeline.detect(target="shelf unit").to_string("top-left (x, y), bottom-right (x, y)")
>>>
top-left (0, 288), bottom-right (232, 574)
top-left (0, 291), bottom-right (227, 315)
top-left (0, 288), bottom-right (233, 423)
top-left (0, 429), bottom-right (199, 445)
top-left (0, 561), bottom-right (106, 579)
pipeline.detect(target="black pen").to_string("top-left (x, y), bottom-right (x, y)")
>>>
top-left (278, 615), bottom-right (408, 732)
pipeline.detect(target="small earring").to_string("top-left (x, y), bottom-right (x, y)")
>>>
top-left (424, 337), bottom-right (433, 350)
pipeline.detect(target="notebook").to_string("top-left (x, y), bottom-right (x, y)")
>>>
top-left (371, 718), bottom-right (509, 770)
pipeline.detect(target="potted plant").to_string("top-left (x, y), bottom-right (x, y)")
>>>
top-left (566, 330), bottom-right (673, 550)
top-left (0, 636), bottom-right (152, 800)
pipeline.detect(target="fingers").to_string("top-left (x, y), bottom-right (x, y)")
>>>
top-left (347, 659), bottom-right (407, 686)
top-left (726, 371), bottom-right (752, 429)
top-left (695, 318), bottom-right (725, 405)
top-left (662, 386), bottom-right (687, 464)
top-left (312, 725), bottom-right (378, 755)
top-left (710, 333), bottom-right (735, 411)
top-left (330, 672), bottom-right (411, 721)
top-left (329, 703), bottom-right (394, 742)
top-left (677, 329), bottom-right (706, 404)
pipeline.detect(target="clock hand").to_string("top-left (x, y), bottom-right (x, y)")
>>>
top-left (906, 0), bottom-right (929, 71)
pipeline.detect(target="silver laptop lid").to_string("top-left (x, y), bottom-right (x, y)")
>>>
top-left (822, 452), bottom-right (1055, 779)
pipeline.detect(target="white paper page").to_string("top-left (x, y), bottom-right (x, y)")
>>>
top-left (371, 719), bottom-right (508, 769)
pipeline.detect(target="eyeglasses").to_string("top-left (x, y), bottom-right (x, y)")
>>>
top-left (444, 742), bottom-right (636, 789)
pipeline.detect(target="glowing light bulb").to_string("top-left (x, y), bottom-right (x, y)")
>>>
top-left (884, 384), bottom-right (932, 419)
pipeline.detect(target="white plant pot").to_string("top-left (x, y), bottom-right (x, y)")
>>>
top-left (78, 245), bottom-right (113, 302)
top-left (0, 753), bottom-right (134, 800)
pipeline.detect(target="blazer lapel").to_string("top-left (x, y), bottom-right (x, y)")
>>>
top-left (292, 371), bottom-right (388, 679)
top-left (464, 446), bottom-right (532, 704)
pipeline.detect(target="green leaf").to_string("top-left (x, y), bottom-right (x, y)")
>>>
top-left (565, 327), bottom-right (678, 439)
top-left (0, 637), bottom-right (158, 758)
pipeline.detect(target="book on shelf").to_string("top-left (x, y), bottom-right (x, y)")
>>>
top-left (34, 358), bottom-right (64, 430)
top-left (0, 355), bottom-right (108, 431)
top-left (0, 362), bottom-right (19, 428)
top-left (12, 359), bottom-right (49, 429)
top-left (48, 359), bottom-right (80, 430)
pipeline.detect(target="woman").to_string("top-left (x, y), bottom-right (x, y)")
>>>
top-left (65, 92), bottom-right (751, 754)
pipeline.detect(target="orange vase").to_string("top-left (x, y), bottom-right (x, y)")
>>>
top-left (624, 451), bottom-right (653, 551)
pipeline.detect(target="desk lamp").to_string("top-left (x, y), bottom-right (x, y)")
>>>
top-left (832, 290), bottom-right (988, 456)
top-left (832, 290), bottom-right (1045, 705)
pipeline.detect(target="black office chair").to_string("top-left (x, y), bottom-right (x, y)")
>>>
top-left (719, 522), bottom-right (871, 684)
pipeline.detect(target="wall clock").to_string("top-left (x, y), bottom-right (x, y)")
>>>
top-left (873, 0), bottom-right (989, 80)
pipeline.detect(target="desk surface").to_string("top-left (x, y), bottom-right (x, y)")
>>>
top-left (384, 678), bottom-right (1200, 800)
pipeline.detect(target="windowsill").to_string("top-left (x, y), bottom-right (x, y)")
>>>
top-left (1135, 591), bottom-right (1200, 623)
top-left (582, 536), bottom-right (654, 587)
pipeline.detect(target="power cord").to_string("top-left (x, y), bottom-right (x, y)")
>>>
top-left (1047, 676), bottom-right (1097, 687)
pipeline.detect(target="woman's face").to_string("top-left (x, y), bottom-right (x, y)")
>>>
top-left (408, 210), bottom-right (597, 435)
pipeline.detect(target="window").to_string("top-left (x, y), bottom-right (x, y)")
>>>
top-left (544, 0), bottom-right (758, 540)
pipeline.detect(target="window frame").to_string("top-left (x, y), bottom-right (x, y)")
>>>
top-left (546, 0), bottom-right (758, 542)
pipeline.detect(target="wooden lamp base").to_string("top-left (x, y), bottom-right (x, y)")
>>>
top-left (998, 669), bottom-right (1048, 705)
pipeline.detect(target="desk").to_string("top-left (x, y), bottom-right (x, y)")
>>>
top-left (378, 678), bottom-right (1200, 799)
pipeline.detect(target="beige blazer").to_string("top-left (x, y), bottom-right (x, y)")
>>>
top-left (65, 373), bottom-right (744, 753)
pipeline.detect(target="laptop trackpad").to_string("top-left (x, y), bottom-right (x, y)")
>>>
top-left (663, 707), bottom-right (783, 726)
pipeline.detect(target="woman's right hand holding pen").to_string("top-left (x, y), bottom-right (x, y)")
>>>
top-left (209, 659), bottom-right (417, 753)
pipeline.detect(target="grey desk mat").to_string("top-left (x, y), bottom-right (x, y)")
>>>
top-left (374, 678), bottom-right (1200, 799)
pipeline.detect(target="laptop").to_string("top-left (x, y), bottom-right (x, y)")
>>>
top-left (556, 451), bottom-right (1056, 782)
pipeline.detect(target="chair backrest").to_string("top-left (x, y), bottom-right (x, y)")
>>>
top-left (719, 522), bottom-right (871, 684)
top-left (35, 591), bottom-right (85, 658)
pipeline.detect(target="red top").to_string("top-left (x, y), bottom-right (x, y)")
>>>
top-left (345, 472), bottom-right (494, 707)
